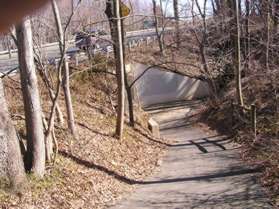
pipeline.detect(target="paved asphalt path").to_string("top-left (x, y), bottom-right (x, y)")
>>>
top-left (109, 102), bottom-right (273, 209)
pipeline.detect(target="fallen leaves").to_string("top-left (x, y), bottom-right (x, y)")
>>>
top-left (1, 73), bottom-right (167, 209)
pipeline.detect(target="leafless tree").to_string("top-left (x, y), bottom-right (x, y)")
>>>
top-left (191, 0), bottom-right (217, 98)
top-left (32, 35), bottom-right (63, 162)
top-left (105, 0), bottom-right (125, 139)
top-left (244, 0), bottom-right (250, 72)
top-left (51, 0), bottom-right (77, 138)
top-left (273, 0), bottom-right (279, 31)
top-left (152, 0), bottom-right (165, 55)
top-left (16, 17), bottom-right (45, 177)
top-left (32, 33), bottom-right (64, 127)
top-left (173, 0), bottom-right (180, 48)
top-left (265, 0), bottom-right (271, 70)
top-left (233, 0), bottom-right (244, 106)
top-left (121, 19), bottom-right (135, 127)
top-left (0, 79), bottom-right (26, 189)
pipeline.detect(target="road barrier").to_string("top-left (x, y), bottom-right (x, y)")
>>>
top-left (0, 27), bottom-right (173, 74)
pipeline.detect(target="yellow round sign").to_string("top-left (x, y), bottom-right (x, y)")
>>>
top-left (120, 2), bottom-right (130, 17)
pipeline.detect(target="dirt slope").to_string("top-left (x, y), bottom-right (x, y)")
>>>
top-left (0, 70), bottom-right (166, 209)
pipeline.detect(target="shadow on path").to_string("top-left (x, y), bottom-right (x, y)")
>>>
top-left (135, 126), bottom-right (232, 153)
top-left (59, 149), bottom-right (262, 186)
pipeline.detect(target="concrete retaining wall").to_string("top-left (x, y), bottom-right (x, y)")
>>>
top-left (128, 63), bottom-right (210, 108)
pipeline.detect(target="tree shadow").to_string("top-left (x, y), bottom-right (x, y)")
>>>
top-left (59, 149), bottom-right (263, 186)
top-left (170, 136), bottom-right (231, 148)
top-left (139, 178), bottom-right (272, 208)
top-left (157, 112), bottom-right (205, 131)
top-left (145, 100), bottom-right (204, 112)
top-left (77, 121), bottom-right (112, 138)
top-left (189, 140), bottom-right (209, 153)
top-left (203, 137), bottom-right (227, 150)
top-left (58, 150), bottom-right (138, 185)
top-left (139, 167), bottom-right (263, 185)
top-left (133, 126), bottom-right (172, 146)
top-left (134, 124), bottom-right (232, 152)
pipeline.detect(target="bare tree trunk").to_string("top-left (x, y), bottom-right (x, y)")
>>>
top-left (105, 0), bottom-right (125, 139)
top-left (0, 79), bottom-right (26, 189)
top-left (51, 89), bottom-right (64, 125)
top-left (152, 0), bottom-right (165, 55)
top-left (244, 0), bottom-right (250, 72)
top-left (273, 1), bottom-right (279, 31)
top-left (6, 36), bottom-right (12, 59)
top-left (16, 17), bottom-right (45, 177)
top-left (51, 0), bottom-right (76, 137)
top-left (159, 0), bottom-right (165, 46)
top-left (36, 64), bottom-right (64, 126)
top-left (34, 55), bottom-right (62, 162)
top-left (126, 86), bottom-right (135, 127)
top-left (62, 61), bottom-right (76, 135)
top-left (234, 0), bottom-right (244, 106)
top-left (266, 0), bottom-right (271, 70)
top-left (227, 0), bottom-right (243, 105)
top-left (33, 32), bottom-right (65, 127)
top-left (193, 0), bottom-right (217, 98)
top-left (215, 0), bottom-right (221, 13)
top-left (200, 44), bottom-right (218, 97)
top-left (120, 19), bottom-right (135, 127)
top-left (173, 0), bottom-right (180, 48)
top-left (211, 0), bottom-right (217, 15)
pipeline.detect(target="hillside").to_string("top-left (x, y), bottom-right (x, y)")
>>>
top-left (0, 66), bottom-right (166, 209)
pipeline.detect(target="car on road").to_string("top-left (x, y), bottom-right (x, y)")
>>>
top-left (74, 29), bottom-right (110, 52)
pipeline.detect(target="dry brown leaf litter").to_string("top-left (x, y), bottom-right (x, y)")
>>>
top-left (0, 71), bottom-right (166, 209)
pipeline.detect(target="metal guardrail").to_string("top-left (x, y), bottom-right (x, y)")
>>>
top-left (0, 66), bottom-right (19, 78)
top-left (0, 40), bottom-right (76, 56)
top-left (0, 27), bottom-right (174, 56)
top-left (0, 27), bottom-right (174, 74)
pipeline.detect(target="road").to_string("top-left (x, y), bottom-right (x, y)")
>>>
top-left (0, 28), bottom-right (171, 75)
top-left (109, 101), bottom-right (273, 209)
top-left (0, 41), bottom-right (78, 75)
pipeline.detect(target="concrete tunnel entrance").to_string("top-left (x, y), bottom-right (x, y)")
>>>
top-left (126, 62), bottom-right (211, 109)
